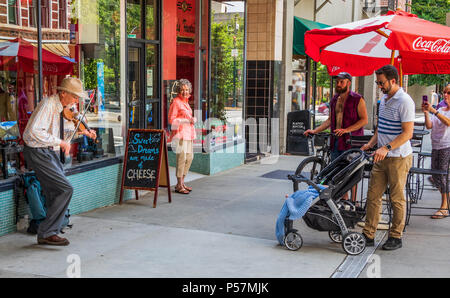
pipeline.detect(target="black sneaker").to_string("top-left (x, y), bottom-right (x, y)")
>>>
top-left (363, 233), bottom-right (374, 247)
top-left (382, 237), bottom-right (402, 250)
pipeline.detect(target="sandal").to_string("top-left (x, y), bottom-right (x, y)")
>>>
top-left (431, 209), bottom-right (449, 219)
top-left (175, 186), bottom-right (189, 195)
top-left (183, 185), bottom-right (192, 192)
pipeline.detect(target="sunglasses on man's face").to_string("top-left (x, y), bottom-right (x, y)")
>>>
top-left (446, 91), bottom-right (450, 95)
top-left (375, 80), bottom-right (388, 86)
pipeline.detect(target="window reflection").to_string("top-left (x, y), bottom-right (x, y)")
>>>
top-left (146, 44), bottom-right (158, 129)
top-left (146, 0), bottom-right (157, 40)
top-left (0, 0), bottom-right (124, 177)
top-left (127, 0), bottom-right (142, 39)
top-left (128, 47), bottom-right (141, 129)
top-left (210, 1), bottom-right (245, 143)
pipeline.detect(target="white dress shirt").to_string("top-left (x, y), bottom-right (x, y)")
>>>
top-left (23, 94), bottom-right (64, 148)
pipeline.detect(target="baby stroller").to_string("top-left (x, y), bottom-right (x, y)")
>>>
top-left (284, 149), bottom-right (371, 255)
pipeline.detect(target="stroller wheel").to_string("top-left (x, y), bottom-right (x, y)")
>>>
top-left (328, 231), bottom-right (343, 243)
top-left (342, 232), bottom-right (366, 255)
top-left (284, 232), bottom-right (303, 251)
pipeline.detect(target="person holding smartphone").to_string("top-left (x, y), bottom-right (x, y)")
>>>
top-left (422, 86), bottom-right (450, 219)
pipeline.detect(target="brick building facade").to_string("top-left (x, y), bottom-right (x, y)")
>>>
top-left (0, 0), bottom-right (70, 42)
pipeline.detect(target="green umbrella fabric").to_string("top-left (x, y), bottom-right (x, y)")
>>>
top-left (293, 17), bottom-right (330, 56)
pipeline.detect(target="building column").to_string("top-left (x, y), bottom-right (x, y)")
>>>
top-left (245, 0), bottom-right (284, 158)
top-left (280, 0), bottom-right (294, 154)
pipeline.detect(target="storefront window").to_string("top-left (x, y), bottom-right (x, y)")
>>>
top-left (210, 0), bottom-right (245, 144)
top-left (146, 0), bottom-right (157, 40)
top-left (161, 0), bottom-right (246, 152)
top-left (74, 0), bottom-right (123, 160)
top-left (0, 0), bottom-right (124, 178)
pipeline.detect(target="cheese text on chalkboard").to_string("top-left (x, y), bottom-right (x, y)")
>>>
top-left (127, 169), bottom-right (156, 181)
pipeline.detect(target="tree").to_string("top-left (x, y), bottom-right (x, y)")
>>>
top-left (72, 0), bottom-right (121, 101)
top-left (406, 0), bottom-right (450, 88)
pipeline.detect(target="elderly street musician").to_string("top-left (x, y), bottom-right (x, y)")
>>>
top-left (22, 77), bottom-right (96, 246)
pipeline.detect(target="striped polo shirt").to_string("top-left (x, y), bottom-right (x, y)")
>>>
top-left (377, 88), bottom-right (415, 157)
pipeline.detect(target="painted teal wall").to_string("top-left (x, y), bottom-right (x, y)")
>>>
top-left (168, 143), bottom-right (245, 175)
top-left (0, 189), bottom-right (15, 236)
top-left (0, 163), bottom-right (135, 237)
top-left (0, 145), bottom-right (245, 236)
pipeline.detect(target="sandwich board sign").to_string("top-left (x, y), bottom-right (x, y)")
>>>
top-left (119, 129), bottom-right (171, 208)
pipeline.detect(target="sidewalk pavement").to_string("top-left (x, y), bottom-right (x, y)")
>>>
top-left (0, 152), bottom-right (449, 278)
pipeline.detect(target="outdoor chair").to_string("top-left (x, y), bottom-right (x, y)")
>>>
top-left (411, 122), bottom-right (429, 167)
top-left (406, 156), bottom-right (450, 225)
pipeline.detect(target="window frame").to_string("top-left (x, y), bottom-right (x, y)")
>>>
top-left (59, 0), bottom-right (67, 29)
top-left (41, 0), bottom-right (50, 28)
top-left (7, 0), bottom-right (18, 25)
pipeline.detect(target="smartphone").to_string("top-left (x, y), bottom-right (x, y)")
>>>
top-left (422, 95), bottom-right (428, 103)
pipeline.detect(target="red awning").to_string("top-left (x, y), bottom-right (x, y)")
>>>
top-left (0, 38), bottom-right (73, 75)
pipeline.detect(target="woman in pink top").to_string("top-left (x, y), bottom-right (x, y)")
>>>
top-left (168, 79), bottom-right (196, 194)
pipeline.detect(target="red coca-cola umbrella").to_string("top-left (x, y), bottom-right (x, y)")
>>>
top-left (305, 10), bottom-right (450, 78)
top-left (0, 38), bottom-right (73, 75)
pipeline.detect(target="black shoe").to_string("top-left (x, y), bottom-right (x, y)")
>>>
top-left (363, 233), bottom-right (374, 247)
top-left (382, 237), bottom-right (402, 250)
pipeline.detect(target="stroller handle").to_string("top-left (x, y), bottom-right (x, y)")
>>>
top-left (287, 173), bottom-right (324, 193)
top-left (361, 149), bottom-right (374, 163)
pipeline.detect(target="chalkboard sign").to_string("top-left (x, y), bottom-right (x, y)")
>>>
top-left (119, 129), bottom-right (171, 208)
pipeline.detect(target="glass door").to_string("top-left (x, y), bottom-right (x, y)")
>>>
top-left (145, 44), bottom-right (159, 129)
top-left (127, 0), bottom-right (161, 130)
top-left (127, 44), bottom-right (144, 129)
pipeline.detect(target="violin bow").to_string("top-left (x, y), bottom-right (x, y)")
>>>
top-left (68, 90), bottom-right (95, 144)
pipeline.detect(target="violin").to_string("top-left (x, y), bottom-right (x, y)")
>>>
top-left (62, 106), bottom-right (96, 141)
top-left (62, 106), bottom-right (89, 133)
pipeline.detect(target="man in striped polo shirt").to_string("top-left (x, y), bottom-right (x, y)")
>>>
top-left (361, 65), bottom-right (415, 251)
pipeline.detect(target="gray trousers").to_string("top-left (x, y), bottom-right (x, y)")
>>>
top-left (23, 146), bottom-right (73, 239)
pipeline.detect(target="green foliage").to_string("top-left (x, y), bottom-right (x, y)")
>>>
top-left (126, 0), bottom-right (141, 37)
top-left (407, 0), bottom-right (448, 25)
top-left (72, 0), bottom-right (121, 98)
top-left (406, 0), bottom-right (450, 87)
top-left (83, 59), bottom-right (102, 90)
top-left (316, 62), bottom-right (331, 87)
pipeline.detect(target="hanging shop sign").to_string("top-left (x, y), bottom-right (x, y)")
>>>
top-left (176, 0), bottom-right (195, 58)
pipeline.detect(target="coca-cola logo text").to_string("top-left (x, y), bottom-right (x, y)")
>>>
top-left (412, 37), bottom-right (450, 54)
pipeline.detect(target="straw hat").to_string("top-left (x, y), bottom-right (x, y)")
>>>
top-left (57, 77), bottom-right (88, 98)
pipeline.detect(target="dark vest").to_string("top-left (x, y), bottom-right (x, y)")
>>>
top-left (330, 91), bottom-right (364, 151)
